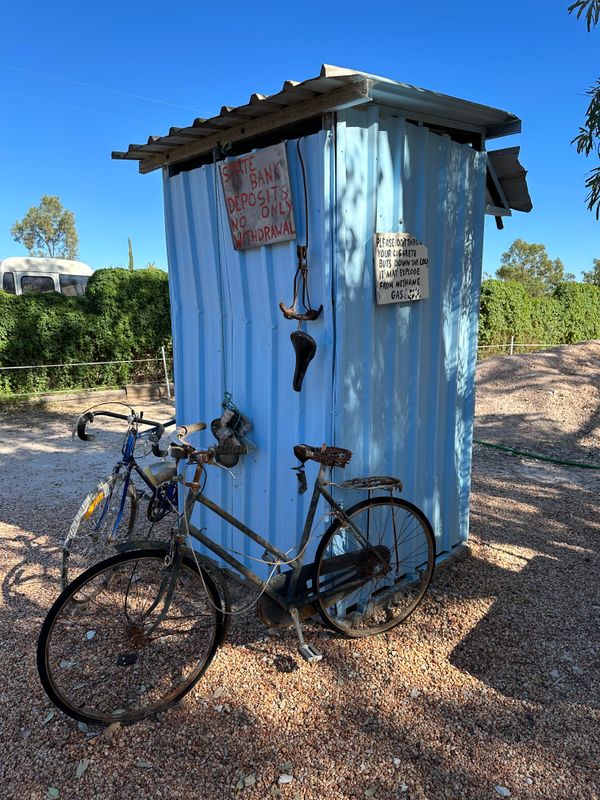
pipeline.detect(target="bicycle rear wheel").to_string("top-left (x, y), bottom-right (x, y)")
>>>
top-left (61, 474), bottom-right (138, 591)
top-left (38, 549), bottom-right (224, 725)
top-left (314, 496), bottom-right (435, 637)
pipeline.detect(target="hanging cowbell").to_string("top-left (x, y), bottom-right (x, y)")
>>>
top-left (290, 329), bottom-right (317, 392)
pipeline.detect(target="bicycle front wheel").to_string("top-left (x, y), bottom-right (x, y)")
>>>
top-left (38, 549), bottom-right (223, 725)
top-left (61, 474), bottom-right (138, 591)
top-left (314, 496), bottom-right (435, 637)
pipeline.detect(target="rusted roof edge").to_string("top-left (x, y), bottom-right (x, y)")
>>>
top-left (135, 79), bottom-right (373, 174)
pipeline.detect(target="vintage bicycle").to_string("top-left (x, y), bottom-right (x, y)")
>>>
top-left (38, 422), bottom-right (436, 726)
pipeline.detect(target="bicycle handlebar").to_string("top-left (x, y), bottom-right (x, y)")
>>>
top-left (76, 411), bottom-right (97, 441)
top-left (175, 422), bottom-right (207, 446)
top-left (172, 423), bottom-right (248, 464)
top-left (75, 410), bottom-right (176, 454)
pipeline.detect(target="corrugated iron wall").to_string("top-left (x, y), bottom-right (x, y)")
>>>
top-left (163, 131), bottom-right (334, 575)
top-left (163, 111), bottom-right (486, 572)
top-left (332, 107), bottom-right (486, 556)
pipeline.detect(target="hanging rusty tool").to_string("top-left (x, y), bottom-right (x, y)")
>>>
top-left (279, 245), bottom-right (323, 322)
top-left (279, 138), bottom-right (323, 392)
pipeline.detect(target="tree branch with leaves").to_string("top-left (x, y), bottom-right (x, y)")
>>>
top-left (11, 195), bottom-right (79, 258)
top-left (496, 239), bottom-right (575, 296)
top-left (582, 257), bottom-right (600, 284)
top-left (568, 0), bottom-right (600, 217)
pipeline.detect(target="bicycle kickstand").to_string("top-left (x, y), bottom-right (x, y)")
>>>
top-left (289, 608), bottom-right (323, 664)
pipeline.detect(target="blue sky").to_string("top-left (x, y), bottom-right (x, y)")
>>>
top-left (0, 0), bottom-right (597, 277)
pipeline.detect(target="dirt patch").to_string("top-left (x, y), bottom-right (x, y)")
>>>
top-left (0, 349), bottom-right (599, 800)
top-left (475, 340), bottom-right (600, 463)
top-left (0, 398), bottom-right (175, 518)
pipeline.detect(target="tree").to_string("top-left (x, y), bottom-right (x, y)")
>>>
top-left (128, 238), bottom-right (134, 271)
top-left (582, 257), bottom-right (600, 284)
top-left (496, 239), bottom-right (575, 296)
top-left (11, 195), bottom-right (79, 258)
top-left (568, 0), bottom-right (600, 218)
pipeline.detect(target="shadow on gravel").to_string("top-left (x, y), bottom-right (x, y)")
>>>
top-left (449, 449), bottom-right (600, 711)
top-left (475, 344), bottom-right (600, 464)
top-left (475, 410), bottom-right (600, 464)
top-left (0, 406), bottom-right (124, 470)
top-left (3, 372), bottom-right (600, 797)
top-left (0, 530), bottom-right (60, 612)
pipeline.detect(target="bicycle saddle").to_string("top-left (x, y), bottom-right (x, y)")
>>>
top-left (293, 444), bottom-right (352, 468)
top-left (290, 330), bottom-right (316, 392)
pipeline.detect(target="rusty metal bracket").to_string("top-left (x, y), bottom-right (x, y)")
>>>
top-left (279, 245), bottom-right (323, 322)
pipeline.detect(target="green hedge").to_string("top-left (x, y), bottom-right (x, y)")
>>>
top-left (478, 279), bottom-right (600, 352)
top-left (0, 268), bottom-right (171, 396)
top-left (478, 280), bottom-right (534, 346)
top-left (553, 283), bottom-right (600, 343)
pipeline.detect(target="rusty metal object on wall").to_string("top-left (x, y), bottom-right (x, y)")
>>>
top-left (279, 246), bottom-right (323, 322)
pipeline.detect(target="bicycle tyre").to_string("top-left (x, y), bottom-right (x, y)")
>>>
top-left (39, 549), bottom-right (225, 725)
top-left (61, 474), bottom-right (138, 591)
top-left (314, 496), bottom-right (435, 637)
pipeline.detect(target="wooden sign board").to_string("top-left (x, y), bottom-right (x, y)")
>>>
top-left (219, 142), bottom-right (296, 251)
top-left (374, 232), bottom-right (430, 304)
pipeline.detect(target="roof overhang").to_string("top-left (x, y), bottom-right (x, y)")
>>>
top-left (112, 64), bottom-right (524, 175)
top-left (485, 146), bottom-right (533, 228)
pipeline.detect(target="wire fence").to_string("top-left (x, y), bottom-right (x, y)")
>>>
top-left (0, 337), bottom-right (568, 399)
top-left (477, 337), bottom-right (568, 359)
top-left (0, 347), bottom-right (173, 400)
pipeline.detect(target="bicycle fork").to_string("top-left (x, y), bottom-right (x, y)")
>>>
top-left (129, 544), bottom-right (182, 638)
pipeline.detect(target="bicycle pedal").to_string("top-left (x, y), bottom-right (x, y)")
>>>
top-left (298, 643), bottom-right (323, 663)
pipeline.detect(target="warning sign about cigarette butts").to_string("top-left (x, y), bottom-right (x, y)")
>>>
top-left (374, 232), bottom-right (430, 304)
top-left (219, 143), bottom-right (296, 251)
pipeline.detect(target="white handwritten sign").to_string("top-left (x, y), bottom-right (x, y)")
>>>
top-left (219, 142), bottom-right (296, 251)
top-left (374, 232), bottom-right (430, 304)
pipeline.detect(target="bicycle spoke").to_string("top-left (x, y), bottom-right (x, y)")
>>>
top-left (316, 498), bottom-right (434, 637)
top-left (40, 552), bottom-right (221, 724)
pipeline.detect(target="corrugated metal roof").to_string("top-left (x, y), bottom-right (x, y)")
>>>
top-left (112, 64), bottom-right (522, 174)
top-left (487, 147), bottom-right (533, 213)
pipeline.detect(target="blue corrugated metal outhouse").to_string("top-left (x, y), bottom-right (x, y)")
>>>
top-left (114, 65), bottom-right (531, 574)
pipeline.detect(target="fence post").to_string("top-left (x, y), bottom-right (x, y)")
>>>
top-left (161, 346), bottom-right (172, 399)
top-left (509, 336), bottom-right (514, 356)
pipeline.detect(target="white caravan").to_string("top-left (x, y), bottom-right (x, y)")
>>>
top-left (0, 257), bottom-right (93, 297)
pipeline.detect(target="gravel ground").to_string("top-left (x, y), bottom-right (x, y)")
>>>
top-left (1, 351), bottom-right (599, 800)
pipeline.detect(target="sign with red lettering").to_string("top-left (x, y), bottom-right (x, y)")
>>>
top-left (219, 143), bottom-right (296, 250)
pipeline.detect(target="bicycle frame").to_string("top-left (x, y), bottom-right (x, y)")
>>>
top-left (102, 428), bottom-right (175, 536)
top-left (179, 462), bottom-right (379, 613)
